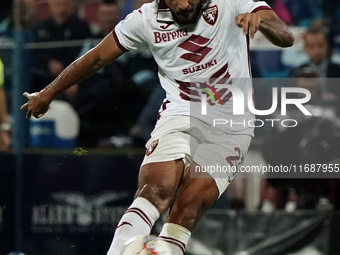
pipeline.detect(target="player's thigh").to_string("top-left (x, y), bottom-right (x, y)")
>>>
top-left (136, 159), bottom-right (185, 200)
top-left (141, 116), bottom-right (193, 169)
top-left (136, 117), bottom-right (194, 211)
top-left (166, 161), bottom-right (219, 230)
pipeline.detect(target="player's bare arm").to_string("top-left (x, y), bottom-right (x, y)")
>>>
top-left (235, 10), bottom-right (294, 47)
top-left (20, 33), bottom-right (125, 119)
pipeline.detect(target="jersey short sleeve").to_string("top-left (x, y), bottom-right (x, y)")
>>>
top-left (234, 0), bottom-right (271, 15)
top-left (0, 58), bottom-right (4, 87)
top-left (113, 9), bottom-right (149, 52)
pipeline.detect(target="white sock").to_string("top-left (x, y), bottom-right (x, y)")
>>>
top-left (107, 197), bottom-right (160, 255)
top-left (159, 223), bottom-right (191, 255)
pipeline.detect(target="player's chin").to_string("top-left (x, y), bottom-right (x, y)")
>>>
top-left (177, 14), bottom-right (196, 24)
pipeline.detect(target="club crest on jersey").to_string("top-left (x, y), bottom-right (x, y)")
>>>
top-left (145, 139), bottom-right (159, 156)
top-left (202, 5), bottom-right (218, 26)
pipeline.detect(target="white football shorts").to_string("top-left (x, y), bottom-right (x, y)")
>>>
top-left (141, 116), bottom-right (251, 197)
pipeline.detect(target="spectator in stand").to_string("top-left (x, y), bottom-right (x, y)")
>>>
top-left (125, 0), bottom-right (166, 145)
top-left (95, 0), bottom-right (121, 37)
top-left (262, 68), bottom-right (340, 210)
top-left (297, 24), bottom-right (340, 78)
top-left (21, 0), bottom-right (39, 29)
top-left (75, 0), bottom-right (165, 147)
top-left (78, 0), bottom-right (121, 52)
top-left (0, 0), bottom-right (39, 33)
top-left (0, 57), bottom-right (11, 151)
top-left (291, 22), bottom-right (340, 111)
top-left (31, 0), bottom-right (90, 95)
top-left (72, 0), bottom-right (139, 147)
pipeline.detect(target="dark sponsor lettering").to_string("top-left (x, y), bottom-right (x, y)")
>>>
top-left (154, 29), bottom-right (188, 43)
top-left (154, 32), bottom-right (161, 43)
top-left (182, 59), bottom-right (218, 75)
top-left (172, 32), bottom-right (177, 40)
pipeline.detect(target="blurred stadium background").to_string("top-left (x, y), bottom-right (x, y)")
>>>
top-left (1, 0), bottom-right (340, 254)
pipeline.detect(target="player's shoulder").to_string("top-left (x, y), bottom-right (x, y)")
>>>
top-left (137, 1), bottom-right (158, 17)
top-left (206, 0), bottom-right (236, 14)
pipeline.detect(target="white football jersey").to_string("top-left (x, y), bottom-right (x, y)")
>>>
top-left (114, 0), bottom-right (270, 136)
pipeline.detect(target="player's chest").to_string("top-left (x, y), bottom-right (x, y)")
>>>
top-left (148, 5), bottom-right (231, 55)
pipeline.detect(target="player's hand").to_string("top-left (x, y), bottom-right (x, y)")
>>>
top-left (20, 92), bottom-right (50, 119)
top-left (235, 13), bottom-right (261, 39)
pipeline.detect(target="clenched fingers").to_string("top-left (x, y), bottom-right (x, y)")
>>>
top-left (21, 92), bottom-right (31, 118)
top-left (235, 14), bottom-right (245, 28)
top-left (20, 92), bottom-right (40, 119)
top-left (235, 13), bottom-right (261, 39)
